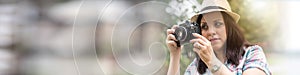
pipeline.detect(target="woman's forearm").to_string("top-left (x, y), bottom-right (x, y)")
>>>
top-left (167, 54), bottom-right (181, 75)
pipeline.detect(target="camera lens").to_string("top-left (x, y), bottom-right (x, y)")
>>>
top-left (174, 26), bottom-right (187, 41)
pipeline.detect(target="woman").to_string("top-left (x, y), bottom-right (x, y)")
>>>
top-left (166, 0), bottom-right (271, 75)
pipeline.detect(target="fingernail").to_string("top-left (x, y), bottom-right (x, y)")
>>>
top-left (192, 33), bottom-right (197, 36)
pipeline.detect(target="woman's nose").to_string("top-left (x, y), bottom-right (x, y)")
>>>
top-left (207, 27), bottom-right (217, 36)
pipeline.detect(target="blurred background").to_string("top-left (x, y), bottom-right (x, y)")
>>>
top-left (0, 0), bottom-right (298, 75)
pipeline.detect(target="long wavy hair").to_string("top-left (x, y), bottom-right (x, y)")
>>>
top-left (195, 11), bottom-right (252, 74)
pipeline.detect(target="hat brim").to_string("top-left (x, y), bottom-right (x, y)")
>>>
top-left (191, 9), bottom-right (240, 23)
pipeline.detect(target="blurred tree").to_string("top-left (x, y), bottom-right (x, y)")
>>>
top-left (229, 0), bottom-right (279, 49)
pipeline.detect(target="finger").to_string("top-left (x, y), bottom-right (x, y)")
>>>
top-left (193, 47), bottom-right (207, 61)
top-left (193, 48), bottom-right (199, 53)
top-left (193, 42), bottom-right (205, 50)
top-left (198, 51), bottom-right (207, 61)
top-left (193, 42), bottom-right (201, 49)
top-left (192, 33), bottom-right (210, 43)
top-left (167, 41), bottom-right (178, 47)
top-left (193, 47), bottom-right (203, 54)
top-left (199, 47), bottom-right (209, 55)
top-left (171, 25), bottom-right (179, 29)
top-left (190, 39), bottom-right (208, 46)
top-left (167, 29), bottom-right (175, 34)
top-left (167, 34), bottom-right (177, 41)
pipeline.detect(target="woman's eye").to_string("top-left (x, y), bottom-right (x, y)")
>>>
top-left (201, 23), bottom-right (208, 30)
top-left (215, 21), bottom-right (223, 27)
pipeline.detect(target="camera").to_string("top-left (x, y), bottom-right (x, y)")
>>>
top-left (173, 21), bottom-right (201, 47)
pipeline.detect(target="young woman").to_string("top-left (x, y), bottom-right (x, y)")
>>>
top-left (166, 0), bottom-right (271, 75)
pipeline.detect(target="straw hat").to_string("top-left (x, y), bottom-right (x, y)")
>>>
top-left (191, 0), bottom-right (240, 23)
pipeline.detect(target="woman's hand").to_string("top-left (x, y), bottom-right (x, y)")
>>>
top-left (190, 33), bottom-right (217, 66)
top-left (166, 25), bottom-right (182, 56)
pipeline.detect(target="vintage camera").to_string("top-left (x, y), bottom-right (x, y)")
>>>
top-left (173, 21), bottom-right (201, 47)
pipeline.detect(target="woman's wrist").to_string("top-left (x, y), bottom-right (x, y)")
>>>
top-left (170, 52), bottom-right (181, 59)
top-left (210, 63), bottom-right (221, 73)
top-left (207, 57), bottom-right (222, 73)
top-left (169, 48), bottom-right (181, 57)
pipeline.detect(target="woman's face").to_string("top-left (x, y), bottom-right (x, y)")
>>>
top-left (200, 12), bottom-right (227, 51)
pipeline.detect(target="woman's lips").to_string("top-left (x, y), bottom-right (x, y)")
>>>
top-left (209, 38), bottom-right (220, 42)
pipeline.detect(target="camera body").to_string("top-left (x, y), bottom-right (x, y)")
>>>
top-left (173, 21), bottom-right (201, 47)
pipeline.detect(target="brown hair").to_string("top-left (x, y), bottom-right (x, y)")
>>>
top-left (195, 11), bottom-right (251, 74)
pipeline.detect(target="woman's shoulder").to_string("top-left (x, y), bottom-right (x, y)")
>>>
top-left (242, 45), bottom-right (266, 62)
top-left (241, 45), bottom-right (272, 75)
top-left (244, 45), bottom-right (263, 51)
top-left (243, 45), bottom-right (264, 56)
